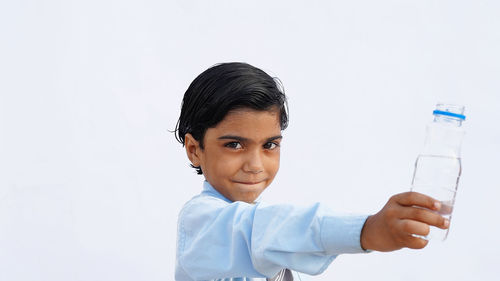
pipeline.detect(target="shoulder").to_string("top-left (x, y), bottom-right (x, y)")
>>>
top-left (176, 194), bottom-right (227, 254)
top-left (177, 193), bottom-right (234, 234)
top-left (179, 193), bottom-right (228, 219)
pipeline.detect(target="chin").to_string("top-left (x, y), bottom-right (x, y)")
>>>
top-left (240, 195), bottom-right (259, 204)
top-left (240, 189), bottom-right (266, 203)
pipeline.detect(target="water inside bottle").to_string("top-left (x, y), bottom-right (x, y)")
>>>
top-left (410, 154), bottom-right (461, 241)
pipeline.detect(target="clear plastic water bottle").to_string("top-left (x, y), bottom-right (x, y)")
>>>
top-left (410, 104), bottom-right (466, 241)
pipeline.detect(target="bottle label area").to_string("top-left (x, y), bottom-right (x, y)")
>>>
top-left (410, 154), bottom-right (461, 241)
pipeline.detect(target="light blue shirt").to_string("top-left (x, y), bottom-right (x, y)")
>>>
top-left (175, 181), bottom-right (369, 281)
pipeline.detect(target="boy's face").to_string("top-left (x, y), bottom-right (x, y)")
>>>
top-left (185, 108), bottom-right (282, 203)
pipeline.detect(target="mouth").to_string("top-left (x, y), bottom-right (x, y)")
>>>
top-left (232, 180), bottom-right (265, 185)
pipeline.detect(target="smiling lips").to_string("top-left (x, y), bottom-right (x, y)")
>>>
top-left (233, 180), bottom-right (264, 185)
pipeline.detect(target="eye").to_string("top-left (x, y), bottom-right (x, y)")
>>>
top-left (263, 142), bottom-right (279, 150)
top-left (224, 142), bottom-right (242, 149)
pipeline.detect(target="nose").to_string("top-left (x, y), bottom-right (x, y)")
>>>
top-left (243, 149), bottom-right (264, 174)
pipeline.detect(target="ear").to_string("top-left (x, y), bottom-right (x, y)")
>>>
top-left (184, 133), bottom-right (202, 167)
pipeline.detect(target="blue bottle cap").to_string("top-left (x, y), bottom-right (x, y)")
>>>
top-left (433, 110), bottom-right (466, 120)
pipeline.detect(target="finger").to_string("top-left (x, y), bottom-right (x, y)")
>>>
top-left (400, 206), bottom-right (450, 229)
top-left (439, 201), bottom-right (453, 216)
top-left (404, 234), bottom-right (429, 249)
top-left (393, 192), bottom-right (440, 211)
top-left (400, 219), bottom-right (430, 236)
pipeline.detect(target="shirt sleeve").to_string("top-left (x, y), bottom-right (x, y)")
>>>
top-left (176, 197), bottom-right (368, 280)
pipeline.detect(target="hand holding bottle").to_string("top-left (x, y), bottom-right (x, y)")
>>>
top-left (360, 192), bottom-right (449, 252)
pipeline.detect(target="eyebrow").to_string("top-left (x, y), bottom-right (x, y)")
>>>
top-left (217, 135), bottom-right (283, 142)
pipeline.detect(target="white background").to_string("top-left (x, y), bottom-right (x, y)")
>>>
top-left (1, 1), bottom-right (499, 280)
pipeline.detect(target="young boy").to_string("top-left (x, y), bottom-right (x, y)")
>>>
top-left (174, 62), bottom-right (449, 281)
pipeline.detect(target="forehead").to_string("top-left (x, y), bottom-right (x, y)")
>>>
top-left (209, 108), bottom-right (281, 136)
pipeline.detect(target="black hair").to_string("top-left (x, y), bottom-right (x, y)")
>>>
top-left (174, 62), bottom-right (289, 175)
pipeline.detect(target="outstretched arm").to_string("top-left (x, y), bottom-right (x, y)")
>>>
top-left (177, 199), bottom-right (368, 280)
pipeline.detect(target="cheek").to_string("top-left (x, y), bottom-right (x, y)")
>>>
top-left (222, 157), bottom-right (244, 173)
top-left (266, 153), bottom-right (281, 174)
top-left (207, 150), bottom-right (242, 175)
